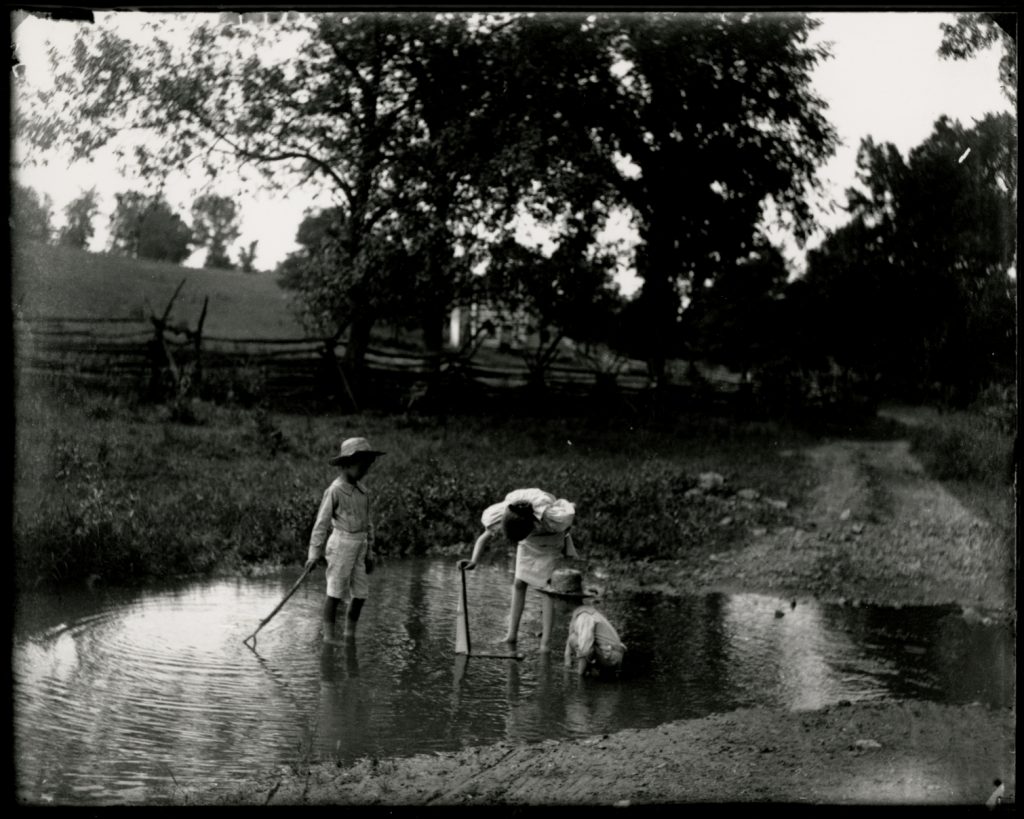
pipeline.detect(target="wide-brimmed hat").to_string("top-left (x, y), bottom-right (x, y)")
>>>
top-left (538, 568), bottom-right (601, 600)
top-left (329, 437), bottom-right (386, 466)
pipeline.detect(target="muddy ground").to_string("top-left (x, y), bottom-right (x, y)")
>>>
top-left (182, 419), bottom-right (1016, 807)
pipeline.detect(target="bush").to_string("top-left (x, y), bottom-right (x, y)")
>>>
top-left (909, 410), bottom-right (1014, 487)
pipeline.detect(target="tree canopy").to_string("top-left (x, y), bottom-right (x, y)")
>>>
top-left (12, 183), bottom-right (54, 242)
top-left (109, 191), bottom-right (193, 263)
top-left (58, 187), bottom-right (100, 249)
top-left (802, 113), bottom-right (1016, 405)
top-left (191, 193), bottom-right (241, 269)
top-left (16, 11), bottom-right (839, 402)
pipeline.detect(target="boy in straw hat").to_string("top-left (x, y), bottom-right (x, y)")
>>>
top-left (305, 437), bottom-right (384, 643)
top-left (542, 569), bottom-right (627, 676)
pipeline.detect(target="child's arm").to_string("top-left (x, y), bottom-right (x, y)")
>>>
top-left (458, 529), bottom-right (493, 570)
top-left (575, 656), bottom-right (589, 675)
top-left (305, 488), bottom-right (334, 570)
top-left (563, 634), bottom-right (574, 668)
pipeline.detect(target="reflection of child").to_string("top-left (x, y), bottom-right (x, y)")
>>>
top-left (564, 605), bottom-right (626, 676)
top-left (458, 488), bottom-right (576, 652)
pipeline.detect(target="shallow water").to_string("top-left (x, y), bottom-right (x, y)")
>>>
top-left (13, 556), bottom-right (1014, 805)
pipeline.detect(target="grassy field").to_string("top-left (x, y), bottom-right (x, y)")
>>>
top-left (13, 240), bottom-right (307, 339)
top-left (10, 240), bottom-right (606, 373)
top-left (14, 378), bottom-right (817, 588)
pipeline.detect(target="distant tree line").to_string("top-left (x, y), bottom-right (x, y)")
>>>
top-left (12, 184), bottom-right (261, 272)
top-left (14, 11), bottom-right (1015, 410)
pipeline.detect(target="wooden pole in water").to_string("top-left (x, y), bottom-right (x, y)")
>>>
top-left (243, 563), bottom-right (316, 651)
top-left (456, 564), bottom-right (471, 655)
top-left (456, 564), bottom-right (523, 661)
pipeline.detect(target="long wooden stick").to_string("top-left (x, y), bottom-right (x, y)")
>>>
top-left (243, 563), bottom-right (316, 650)
top-left (456, 565), bottom-right (523, 661)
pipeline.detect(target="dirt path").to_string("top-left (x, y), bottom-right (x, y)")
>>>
top-left (611, 437), bottom-right (1014, 614)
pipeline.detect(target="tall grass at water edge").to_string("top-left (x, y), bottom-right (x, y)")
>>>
top-left (14, 384), bottom-right (813, 587)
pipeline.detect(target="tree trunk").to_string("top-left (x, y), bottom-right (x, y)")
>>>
top-left (343, 313), bottom-right (374, 409)
top-left (637, 218), bottom-right (682, 397)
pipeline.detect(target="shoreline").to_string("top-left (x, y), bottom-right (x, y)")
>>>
top-left (184, 699), bottom-right (1015, 806)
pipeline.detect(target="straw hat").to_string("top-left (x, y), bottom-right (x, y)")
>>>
top-left (329, 437), bottom-right (385, 466)
top-left (538, 568), bottom-right (600, 600)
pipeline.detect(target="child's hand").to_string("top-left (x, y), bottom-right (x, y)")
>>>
top-left (304, 558), bottom-right (321, 573)
top-left (457, 559), bottom-right (476, 571)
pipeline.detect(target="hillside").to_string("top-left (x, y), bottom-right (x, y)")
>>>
top-left (12, 240), bottom-right (307, 339)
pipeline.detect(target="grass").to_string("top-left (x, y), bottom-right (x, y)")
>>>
top-left (14, 379), bottom-right (817, 589)
top-left (905, 407), bottom-right (1016, 530)
top-left (13, 240), bottom-right (307, 339)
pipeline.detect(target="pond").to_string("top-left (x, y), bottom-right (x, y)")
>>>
top-left (13, 556), bottom-right (1014, 805)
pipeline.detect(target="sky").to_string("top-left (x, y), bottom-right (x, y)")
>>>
top-left (11, 10), bottom-right (1014, 295)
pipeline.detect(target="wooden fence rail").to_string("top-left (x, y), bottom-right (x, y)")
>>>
top-left (14, 303), bottom-right (751, 410)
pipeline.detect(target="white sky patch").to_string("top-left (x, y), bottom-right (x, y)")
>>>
top-left (11, 10), bottom-right (1015, 282)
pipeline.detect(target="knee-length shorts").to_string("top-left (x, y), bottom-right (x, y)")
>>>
top-left (325, 531), bottom-right (370, 601)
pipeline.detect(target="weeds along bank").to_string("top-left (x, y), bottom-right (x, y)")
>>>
top-left (15, 382), bottom-right (1014, 591)
top-left (14, 383), bottom-right (814, 588)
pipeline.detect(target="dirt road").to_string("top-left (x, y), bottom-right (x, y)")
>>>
top-left (185, 430), bottom-right (1016, 807)
top-left (609, 437), bottom-right (1015, 615)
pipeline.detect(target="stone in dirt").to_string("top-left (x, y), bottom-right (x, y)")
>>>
top-left (698, 472), bottom-right (725, 492)
top-left (718, 517), bottom-right (733, 527)
top-left (851, 523), bottom-right (865, 534)
top-left (839, 508), bottom-right (852, 521)
top-left (852, 739), bottom-right (882, 751)
top-left (764, 498), bottom-right (789, 510)
top-left (737, 488), bottom-right (761, 501)
top-left (752, 527), bottom-right (768, 537)
top-left (684, 488), bottom-right (704, 500)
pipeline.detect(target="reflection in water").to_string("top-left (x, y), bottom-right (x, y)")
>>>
top-left (317, 640), bottom-right (373, 762)
top-left (13, 558), bottom-right (1013, 805)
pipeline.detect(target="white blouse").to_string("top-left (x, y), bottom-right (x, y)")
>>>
top-left (481, 488), bottom-right (576, 535)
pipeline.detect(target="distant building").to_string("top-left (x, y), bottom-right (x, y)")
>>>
top-left (448, 303), bottom-right (531, 350)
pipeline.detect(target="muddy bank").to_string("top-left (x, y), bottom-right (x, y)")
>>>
top-left (187, 700), bottom-right (1013, 806)
top-left (598, 439), bottom-right (1014, 615)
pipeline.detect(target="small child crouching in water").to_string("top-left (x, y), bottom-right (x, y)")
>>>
top-left (565, 606), bottom-right (626, 675)
top-left (549, 570), bottom-right (626, 676)
top-left (305, 437), bottom-right (384, 644)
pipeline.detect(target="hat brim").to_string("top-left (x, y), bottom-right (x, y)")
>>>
top-left (329, 451), bottom-right (385, 466)
top-left (537, 586), bottom-right (601, 600)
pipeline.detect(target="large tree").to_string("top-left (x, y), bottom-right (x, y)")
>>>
top-left (685, 234), bottom-right (790, 380)
top-left (191, 192), bottom-right (241, 269)
top-left (12, 183), bottom-right (54, 242)
top-left (562, 12), bottom-right (838, 387)
top-left (803, 113), bottom-right (1016, 404)
top-left (58, 187), bottom-right (100, 249)
top-left (109, 191), bottom-right (192, 263)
